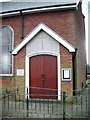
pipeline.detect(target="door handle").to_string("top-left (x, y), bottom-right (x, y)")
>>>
top-left (41, 74), bottom-right (45, 81)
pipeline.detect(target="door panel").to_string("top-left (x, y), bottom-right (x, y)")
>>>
top-left (29, 55), bottom-right (58, 99)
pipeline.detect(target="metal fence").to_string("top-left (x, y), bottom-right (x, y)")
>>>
top-left (2, 86), bottom-right (89, 118)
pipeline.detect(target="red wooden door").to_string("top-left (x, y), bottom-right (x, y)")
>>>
top-left (29, 55), bottom-right (58, 99)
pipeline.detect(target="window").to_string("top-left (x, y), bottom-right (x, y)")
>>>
top-left (0, 26), bottom-right (13, 76)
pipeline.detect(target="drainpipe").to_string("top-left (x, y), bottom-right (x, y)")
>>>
top-left (20, 11), bottom-right (24, 41)
top-left (72, 49), bottom-right (77, 95)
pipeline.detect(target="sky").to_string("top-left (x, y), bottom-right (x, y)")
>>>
top-left (0, 0), bottom-right (89, 64)
top-left (82, 0), bottom-right (90, 64)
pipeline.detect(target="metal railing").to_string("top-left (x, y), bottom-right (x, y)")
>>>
top-left (1, 86), bottom-right (89, 118)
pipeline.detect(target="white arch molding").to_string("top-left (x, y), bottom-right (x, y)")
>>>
top-left (25, 52), bottom-right (61, 100)
top-left (0, 25), bottom-right (14, 76)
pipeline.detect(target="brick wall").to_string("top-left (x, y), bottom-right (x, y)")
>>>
top-left (23, 10), bottom-right (75, 46)
top-left (60, 45), bottom-right (73, 97)
top-left (2, 77), bottom-right (13, 91)
top-left (74, 5), bottom-right (86, 89)
top-left (1, 8), bottom-right (86, 95)
top-left (13, 47), bottom-right (26, 94)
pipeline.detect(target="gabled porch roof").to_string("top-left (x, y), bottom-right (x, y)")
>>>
top-left (12, 23), bottom-right (75, 55)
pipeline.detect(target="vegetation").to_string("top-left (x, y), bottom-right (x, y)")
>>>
top-left (87, 79), bottom-right (90, 84)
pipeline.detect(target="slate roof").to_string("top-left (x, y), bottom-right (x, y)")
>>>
top-left (1, 0), bottom-right (77, 13)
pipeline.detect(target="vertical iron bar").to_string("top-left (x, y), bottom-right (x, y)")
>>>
top-left (52, 99), bottom-right (53, 114)
top-left (81, 96), bottom-right (82, 115)
top-left (71, 97), bottom-right (73, 117)
top-left (4, 94), bottom-right (5, 108)
top-left (63, 91), bottom-right (66, 120)
top-left (22, 95), bottom-right (24, 117)
top-left (57, 99), bottom-right (59, 115)
top-left (39, 98), bottom-right (41, 113)
top-left (15, 94), bottom-right (16, 110)
top-left (76, 96), bottom-right (77, 114)
top-left (12, 94), bottom-right (13, 108)
top-left (35, 98), bottom-right (36, 113)
top-left (17, 88), bottom-right (19, 94)
top-left (26, 87), bottom-right (29, 118)
top-left (19, 94), bottom-right (20, 109)
top-left (55, 99), bottom-right (57, 115)
top-left (86, 97), bottom-right (88, 111)
top-left (31, 98), bottom-right (32, 111)
top-left (48, 99), bottom-right (49, 114)
top-left (23, 95), bottom-right (24, 109)
top-left (30, 98), bottom-right (32, 117)
top-left (8, 94), bottom-right (9, 110)
top-left (43, 99), bottom-right (45, 112)
top-left (26, 87), bottom-right (29, 110)
top-left (6, 88), bottom-right (7, 93)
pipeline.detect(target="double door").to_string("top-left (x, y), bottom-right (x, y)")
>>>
top-left (29, 55), bottom-right (58, 99)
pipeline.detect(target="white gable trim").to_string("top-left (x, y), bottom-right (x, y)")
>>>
top-left (25, 52), bottom-right (61, 100)
top-left (12, 23), bottom-right (75, 55)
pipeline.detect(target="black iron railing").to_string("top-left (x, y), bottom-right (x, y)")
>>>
top-left (1, 86), bottom-right (89, 118)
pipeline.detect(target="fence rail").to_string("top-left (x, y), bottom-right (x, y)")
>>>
top-left (1, 86), bottom-right (89, 118)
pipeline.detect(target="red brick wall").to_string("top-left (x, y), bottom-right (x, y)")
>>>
top-left (74, 7), bottom-right (86, 89)
top-left (2, 77), bottom-right (13, 90)
top-left (60, 45), bottom-right (73, 97)
top-left (1, 9), bottom-right (86, 95)
top-left (13, 46), bottom-right (26, 94)
top-left (23, 11), bottom-right (75, 46)
top-left (2, 10), bottom-right (76, 91)
top-left (2, 10), bottom-right (76, 46)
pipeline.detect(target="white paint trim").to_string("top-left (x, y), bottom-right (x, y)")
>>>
top-left (27, 51), bottom-right (59, 58)
top-left (25, 52), bottom-right (61, 100)
top-left (57, 54), bottom-right (61, 100)
top-left (1, 5), bottom-right (76, 17)
top-left (0, 25), bottom-right (14, 76)
top-left (22, 5), bottom-right (76, 14)
top-left (62, 68), bottom-right (72, 81)
top-left (25, 55), bottom-right (29, 98)
top-left (12, 23), bottom-right (75, 55)
top-left (0, 11), bottom-right (20, 17)
top-left (0, 74), bottom-right (13, 76)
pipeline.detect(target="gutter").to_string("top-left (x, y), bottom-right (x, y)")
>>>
top-left (0, 4), bottom-right (77, 17)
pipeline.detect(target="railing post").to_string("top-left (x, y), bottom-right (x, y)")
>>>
top-left (26, 87), bottom-right (29, 110)
top-left (16, 88), bottom-right (19, 94)
top-left (6, 88), bottom-right (8, 93)
top-left (63, 91), bottom-right (66, 120)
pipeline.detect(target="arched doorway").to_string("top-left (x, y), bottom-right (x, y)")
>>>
top-left (29, 55), bottom-right (58, 99)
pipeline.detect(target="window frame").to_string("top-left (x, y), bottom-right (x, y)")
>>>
top-left (62, 68), bottom-right (71, 81)
top-left (0, 25), bottom-right (14, 76)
